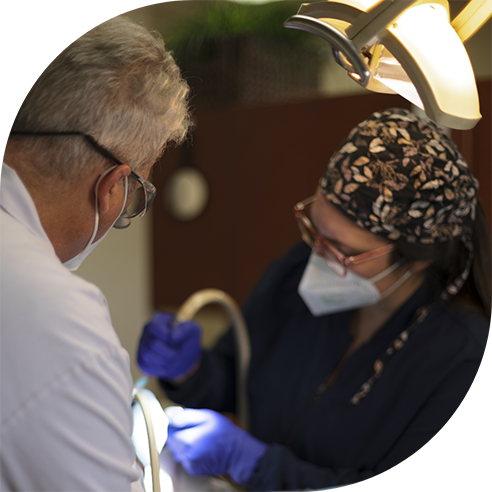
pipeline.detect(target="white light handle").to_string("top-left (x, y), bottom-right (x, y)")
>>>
top-left (452, 0), bottom-right (492, 42)
top-left (346, 0), bottom-right (416, 49)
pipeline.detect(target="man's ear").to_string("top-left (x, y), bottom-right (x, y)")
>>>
top-left (96, 165), bottom-right (132, 214)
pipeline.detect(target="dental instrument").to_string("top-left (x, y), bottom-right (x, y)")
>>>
top-left (132, 289), bottom-right (252, 491)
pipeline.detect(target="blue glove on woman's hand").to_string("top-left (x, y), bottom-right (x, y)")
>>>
top-left (166, 408), bottom-right (268, 485)
top-left (137, 312), bottom-right (201, 381)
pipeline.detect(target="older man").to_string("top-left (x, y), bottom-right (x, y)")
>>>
top-left (0, 16), bottom-right (191, 491)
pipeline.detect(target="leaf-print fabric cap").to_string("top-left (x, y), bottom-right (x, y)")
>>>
top-left (320, 107), bottom-right (478, 300)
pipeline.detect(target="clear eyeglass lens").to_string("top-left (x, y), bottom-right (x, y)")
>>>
top-left (297, 215), bottom-right (347, 277)
top-left (320, 247), bottom-right (346, 277)
top-left (126, 187), bottom-right (146, 218)
top-left (296, 220), bottom-right (312, 246)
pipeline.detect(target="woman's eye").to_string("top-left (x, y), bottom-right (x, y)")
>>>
top-left (340, 248), bottom-right (357, 256)
top-left (340, 248), bottom-right (359, 257)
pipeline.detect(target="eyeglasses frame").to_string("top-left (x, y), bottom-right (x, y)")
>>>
top-left (293, 195), bottom-right (395, 276)
top-left (10, 130), bottom-right (156, 220)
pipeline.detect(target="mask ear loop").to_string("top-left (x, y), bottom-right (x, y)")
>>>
top-left (371, 258), bottom-right (413, 301)
top-left (378, 269), bottom-right (413, 300)
top-left (369, 258), bottom-right (405, 283)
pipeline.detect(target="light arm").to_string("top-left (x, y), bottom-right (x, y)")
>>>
top-left (451, 0), bottom-right (492, 43)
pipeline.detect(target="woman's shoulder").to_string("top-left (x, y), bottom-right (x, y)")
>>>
top-left (242, 242), bottom-right (311, 317)
top-left (250, 242), bottom-right (311, 295)
top-left (410, 277), bottom-right (489, 350)
top-left (448, 302), bottom-right (490, 323)
top-left (429, 299), bottom-right (490, 352)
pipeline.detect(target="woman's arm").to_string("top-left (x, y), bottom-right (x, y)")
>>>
top-left (248, 443), bottom-right (374, 491)
top-left (160, 328), bottom-right (237, 412)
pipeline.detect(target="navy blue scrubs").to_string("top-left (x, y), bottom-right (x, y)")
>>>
top-left (162, 242), bottom-right (488, 490)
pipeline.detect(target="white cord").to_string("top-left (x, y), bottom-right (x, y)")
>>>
top-left (132, 288), bottom-right (252, 492)
top-left (133, 391), bottom-right (161, 492)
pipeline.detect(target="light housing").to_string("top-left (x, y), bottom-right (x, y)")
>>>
top-left (285, 0), bottom-right (492, 130)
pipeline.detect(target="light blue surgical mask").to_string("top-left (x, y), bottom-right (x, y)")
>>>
top-left (63, 166), bottom-right (128, 271)
top-left (298, 251), bottom-right (412, 316)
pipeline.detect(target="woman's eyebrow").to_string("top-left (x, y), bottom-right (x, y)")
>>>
top-left (325, 231), bottom-right (376, 256)
top-left (310, 218), bottom-right (352, 252)
top-left (320, 234), bottom-right (360, 255)
top-left (324, 236), bottom-right (344, 249)
top-left (309, 210), bottom-right (365, 255)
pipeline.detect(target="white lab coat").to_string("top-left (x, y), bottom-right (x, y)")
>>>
top-left (0, 164), bottom-right (144, 491)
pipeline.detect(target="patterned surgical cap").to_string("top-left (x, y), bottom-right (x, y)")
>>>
top-left (320, 107), bottom-right (478, 299)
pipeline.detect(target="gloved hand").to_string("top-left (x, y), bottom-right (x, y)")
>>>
top-left (137, 312), bottom-right (202, 381)
top-left (166, 408), bottom-right (268, 485)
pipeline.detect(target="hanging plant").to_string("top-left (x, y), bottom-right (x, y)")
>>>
top-left (165, 1), bottom-right (321, 61)
top-left (160, 2), bottom-right (324, 110)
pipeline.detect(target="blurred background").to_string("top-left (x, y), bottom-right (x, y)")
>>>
top-left (74, 0), bottom-right (491, 392)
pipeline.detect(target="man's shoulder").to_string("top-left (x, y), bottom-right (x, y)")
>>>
top-left (1, 210), bottom-right (123, 368)
top-left (2, 224), bottom-right (110, 322)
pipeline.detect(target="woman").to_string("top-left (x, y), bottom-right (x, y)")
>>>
top-left (138, 108), bottom-right (490, 490)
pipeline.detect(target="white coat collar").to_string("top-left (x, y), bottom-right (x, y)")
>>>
top-left (0, 162), bottom-right (54, 250)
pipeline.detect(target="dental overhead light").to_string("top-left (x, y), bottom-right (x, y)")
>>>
top-left (284, 0), bottom-right (492, 130)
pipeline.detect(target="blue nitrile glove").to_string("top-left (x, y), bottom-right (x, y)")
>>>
top-left (137, 312), bottom-right (202, 380)
top-left (166, 408), bottom-right (268, 485)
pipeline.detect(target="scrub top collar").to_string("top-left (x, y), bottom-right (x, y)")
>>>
top-left (0, 163), bottom-right (53, 251)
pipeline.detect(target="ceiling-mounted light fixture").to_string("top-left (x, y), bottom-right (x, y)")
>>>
top-left (228, 0), bottom-right (281, 5)
top-left (284, 0), bottom-right (492, 130)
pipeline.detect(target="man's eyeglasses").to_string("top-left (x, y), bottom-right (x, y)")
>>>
top-left (293, 196), bottom-right (395, 277)
top-left (10, 131), bottom-right (156, 228)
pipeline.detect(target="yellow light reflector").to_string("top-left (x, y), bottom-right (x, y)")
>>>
top-left (378, 3), bottom-right (480, 129)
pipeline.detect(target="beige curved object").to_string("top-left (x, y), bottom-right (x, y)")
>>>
top-left (176, 289), bottom-right (251, 431)
top-left (452, 0), bottom-right (492, 43)
top-left (133, 391), bottom-right (161, 492)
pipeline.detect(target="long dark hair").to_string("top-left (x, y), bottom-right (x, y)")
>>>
top-left (394, 201), bottom-right (491, 320)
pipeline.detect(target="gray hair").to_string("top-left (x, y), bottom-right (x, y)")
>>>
top-left (11, 16), bottom-right (192, 180)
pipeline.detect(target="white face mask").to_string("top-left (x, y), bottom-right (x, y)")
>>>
top-left (298, 251), bottom-right (412, 316)
top-left (63, 166), bottom-right (128, 271)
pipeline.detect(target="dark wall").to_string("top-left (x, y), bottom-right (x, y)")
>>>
top-left (153, 81), bottom-right (491, 308)
top-left (452, 80), bottom-right (492, 225)
top-left (153, 92), bottom-right (411, 307)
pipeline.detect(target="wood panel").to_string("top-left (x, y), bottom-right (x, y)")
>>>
top-left (452, 80), bottom-right (492, 225)
top-left (477, 80), bottom-right (491, 225)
